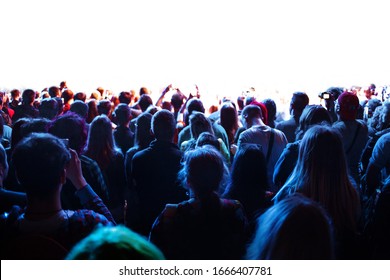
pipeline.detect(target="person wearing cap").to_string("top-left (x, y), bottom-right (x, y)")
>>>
top-left (333, 92), bottom-right (368, 187)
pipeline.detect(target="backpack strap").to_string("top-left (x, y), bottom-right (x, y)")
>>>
top-left (346, 122), bottom-right (361, 155)
top-left (266, 128), bottom-right (275, 163)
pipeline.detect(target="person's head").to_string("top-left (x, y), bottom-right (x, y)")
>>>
top-left (86, 115), bottom-right (117, 168)
top-left (61, 89), bottom-right (74, 104)
top-left (196, 132), bottom-right (220, 151)
top-left (366, 98), bottom-right (382, 120)
top-left (226, 143), bottom-right (268, 197)
top-left (241, 105), bottom-right (263, 128)
top-left (237, 96), bottom-right (245, 111)
top-left (246, 194), bottom-right (335, 260)
top-left (189, 112), bottom-right (214, 140)
top-left (185, 98), bottom-right (205, 125)
top-left (139, 87), bottom-right (150, 96)
top-left (74, 92), bottom-right (87, 103)
top-left (97, 100), bottom-right (112, 117)
top-left (171, 92), bottom-right (184, 111)
top-left (262, 98), bottom-right (277, 125)
top-left (145, 105), bottom-right (159, 115)
top-left (59, 81), bottom-right (67, 90)
top-left (179, 146), bottom-right (228, 197)
top-left (86, 100), bottom-right (98, 123)
top-left (70, 100), bottom-right (89, 119)
top-left (151, 109), bottom-right (175, 142)
top-left (290, 92), bottom-right (309, 116)
top-left (138, 94), bottom-right (153, 112)
top-left (295, 105), bottom-right (332, 141)
top-left (220, 101), bottom-right (239, 142)
top-left (48, 86), bottom-right (61, 98)
top-left (134, 112), bottom-right (153, 148)
top-left (118, 91), bottom-right (132, 105)
top-left (49, 112), bottom-right (88, 155)
top-left (364, 83), bottom-right (376, 99)
top-left (113, 104), bottom-right (132, 126)
top-left (12, 133), bottom-right (71, 197)
top-left (22, 89), bottom-right (36, 105)
top-left (249, 100), bottom-right (268, 125)
top-left (66, 225), bottom-right (164, 260)
top-left (20, 118), bottom-right (50, 138)
top-left (39, 98), bottom-right (59, 120)
top-left (336, 92), bottom-right (359, 121)
top-left (10, 89), bottom-right (21, 101)
top-left (288, 125), bottom-right (359, 233)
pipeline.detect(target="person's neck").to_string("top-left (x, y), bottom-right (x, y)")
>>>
top-left (248, 118), bottom-right (264, 128)
top-left (24, 195), bottom-right (62, 220)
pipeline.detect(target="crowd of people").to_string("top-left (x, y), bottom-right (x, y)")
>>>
top-left (0, 81), bottom-right (389, 260)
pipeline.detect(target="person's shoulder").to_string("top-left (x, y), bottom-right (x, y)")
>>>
top-left (69, 209), bottom-right (112, 226)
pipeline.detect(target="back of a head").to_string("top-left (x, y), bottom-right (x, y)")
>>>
top-left (135, 112), bottom-right (153, 147)
top-left (262, 98), bottom-right (277, 121)
top-left (87, 115), bottom-right (115, 155)
top-left (296, 105), bottom-right (331, 141)
top-left (291, 92), bottom-right (309, 114)
top-left (11, 89), bottom-right (21, 100)
top-left (336, 92), bottom-right (359, 121)
top-left (22, 89), bottom-right (36, 105)
top-left (97, 100), bottom-right (112, 116)
top-left (118, 91), bottom-right (132, 105)
top-left (139, 87), bottom-right (150, 96)
top-left (171, 93), bottom-right (184, 110)
top-left (180, 147), bottom-right (226, 195)
top-left (151, 109), bottom-right (175, 141)
top-left (66, 225), bottom-right (164, 260)
top-left (49, 112), bottom-right (87, 155)
top-left (113, 103), bottom-right (132, 125)
top-left (196, 132), bottom-right (219, 150)
top-left (70, 100), bottom-right (88, 119)
top-left (61, 89), bottom-right (74, 103)
top-left (241, 104), bottom-right (263, 122)
top-left (12, 133), bottom-right (71, 196)
top-left (20, 118), bottom-right (51, 138)
top-left (298, 125), bottom-right (346, 178)
top-left (229, 144), bottom-right (268, 195)
top-left (220, 102), bottom-right (238, 131)
top-left (138, 94), bottom-right (153, 112)
top-left (247, 194), bottom-right (335, 260)
top-left (39, 98), bottom-right (59, 120)
top-left (189, 112), bottom-right (213, 139)
top-left (48, 86), bottom-right (61, 98)
top-left (74, 92), bottom-right (87, 103)
top-left (187, 98), bottom-right (205, 115)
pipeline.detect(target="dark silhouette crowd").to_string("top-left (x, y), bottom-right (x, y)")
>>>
top-left (0, 82), bottom-right (390, 260)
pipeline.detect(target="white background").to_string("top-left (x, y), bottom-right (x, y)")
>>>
top-left (1, 0), bottom-right (389, 106)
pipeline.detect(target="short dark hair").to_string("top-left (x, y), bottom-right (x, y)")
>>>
top-left (39, 98), bottom-right (59, 120)
top-left (12, 133), bottom-right (71, 196)
top-left (113, 104), bottom-right (132, 125)
top-left (118, 91), bottom-right (132, 105)
top-left (151, 109), bottom-right (175, 141)
top-left (74, 92), bottom-right (87, 102)
top-left (291, 92), bottom-right (309, 113)
top-left (139, 95), bottom-right (153, 112)
top-left (22, 89), bottom-right (36, 105)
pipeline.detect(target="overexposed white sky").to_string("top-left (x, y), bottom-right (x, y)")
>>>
top-left (1, 0), bottom-right (389, 105)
